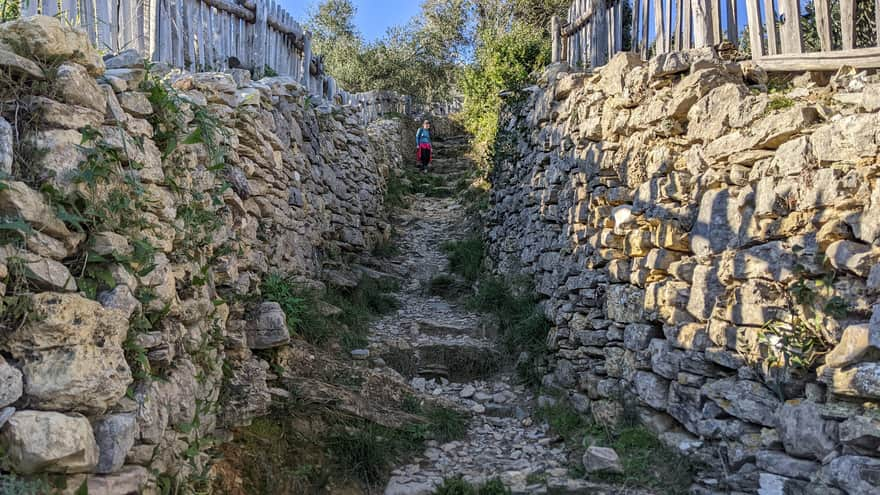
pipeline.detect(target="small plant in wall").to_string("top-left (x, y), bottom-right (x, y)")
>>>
top-left (760, 257), bottom-right (846, 383)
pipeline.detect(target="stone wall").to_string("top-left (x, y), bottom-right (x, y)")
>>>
top-left (487, 49), bottom-right (880, 494)
top-left (0, 16), bottom-right (406, 493)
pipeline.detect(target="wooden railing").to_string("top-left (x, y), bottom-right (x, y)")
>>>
top-left (552, 0), bottom-right (880, 72)
top-left (14, 2), bottom-right (451, 123)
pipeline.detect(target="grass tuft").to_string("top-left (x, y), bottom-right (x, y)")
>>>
top-left (441, 237), bottom-right (485, 282)
top-left (433, 476), bottom-right (511, 495)
top-left (535, 400), bottom-right (697, 494)
top-left (259, 274), bottom-right (399, 350)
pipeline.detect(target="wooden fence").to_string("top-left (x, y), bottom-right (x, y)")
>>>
top-left (552, 0), bottom-right (880, 72)
top-left (13, 2), bottom-right (446, 123)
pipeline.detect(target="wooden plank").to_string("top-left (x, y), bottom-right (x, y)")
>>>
top-left (876, 0), bottom-right (880, 46)
top-left (710, 0), bottom-right (721, 43)
top-left (654, 0), bottom-right (665, 54)
top-left (200, 0), bottom-right (254, 21)
top-left (672, 0), bottom-right (681, 50)
top-left (692, 0), bottom-right (710, 47)
top-left (682, 0), bottom-right (692, 49)
top-left (592, 0), bottom-right (607, 66)
top-left (631, 0), bottom-right (641, 52)
top-left (814, 0), bottom-right (831, 52)
top-left (196, 0), bottom-right (205, 69)
top-left (206, 5), bottom-right (216, 68)
top-left (725, 0), bottom-right (737, 44)
top-left (254, 0), bottom-right (267, 77)
top-left (764, 0), bottom-right (779, 55)
top-left (137, 0), bottom-right (147, 53)
top-left (663, 0), bottom-right (671, 52)
top-left (756, 46), bottom-right (880, 70)
top-left (182, 0), bottom-right (195, 70)
top-left (841, 0), bottom-right (855, 50)
top-left (614, 0), bottom-right (622, 53)
top-left (641, 0), bottom-right (649, 57)
top-left (174, 0), bottom-right (185, 67)
top-left (218, 6), bottom-right (226, 68)
top-left (779, 0), bottom-right (802, 53)
top-left (148, 0), bottom-right (160, 61)
top-left (552, 15), bottom-right (562, 62)
top-left (302, 30), bottom-right (311, 87)
top-left (744, 0), bottom-right (764, 58)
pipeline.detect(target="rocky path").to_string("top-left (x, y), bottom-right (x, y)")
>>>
top-left (367, 139), bottom-right (638, 495)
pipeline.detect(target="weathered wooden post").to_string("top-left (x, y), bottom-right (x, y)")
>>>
top-left (551, 16), bottom-right (561, 63)
top-left (253, 0), bottom-right (268, 77)
top-left (302, 32), bottom-right (312, 89)
top-left (326, 76), bottom-right (337, 102)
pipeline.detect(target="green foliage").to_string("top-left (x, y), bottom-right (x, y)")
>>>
top-left (535, 401), bottom-right (695, 493)
top-left (461, 21), bottom-right (548, 167)
top-left (327, 423), bottom-right (403, 485)
top-left (468, 276), bottom-right (550, 386)
top-left (259, 273), bottom-right (398, 350)
top-left (768, 96), bottom-right (795, 111)
top-left (441, 237), bottom-right (485, 282)
top-left (423, 406), bottom-right (468, 443)
top-left (306, 0), bottom-right (461, 102)
top-left (761, 261), bottom-right (846, 377)
top-left (433, 476), bottom-right (511, 495)
top-left (0, 0), bottom-right (20, 21)
top-left (328, 404), bottom-right (467, 486)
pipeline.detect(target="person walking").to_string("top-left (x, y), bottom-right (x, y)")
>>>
top-left (416, 120), bottom-right (433, 172)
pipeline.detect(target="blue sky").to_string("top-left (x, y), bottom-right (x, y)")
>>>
top-left (281, 0), bottom-right (422, 42)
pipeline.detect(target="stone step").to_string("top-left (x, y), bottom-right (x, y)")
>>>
top-left (380, 343), bottom-right (502, 382)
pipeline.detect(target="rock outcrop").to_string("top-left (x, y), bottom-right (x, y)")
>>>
top-left (0, 15), bottom-right (406, 493)
top-left (487, 50), bottom-right (880, 494)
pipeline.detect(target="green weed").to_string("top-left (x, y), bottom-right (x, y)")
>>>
top-left (441, 237), bottom-right (485, 282)
top-left (433, 476), bottom-right (511, 495)
top-left (428, 273), bottom-right (458, 296)
top-left (260, 273), bottom-right (332, 344)
top-left (468, 276), bottom-right (550, 386)
top-left (768, 96), bottom-right (794, 111)
top-left (423, 407), bottom-right (468, 443)
top-left (536, 400), bottom-right (695, 494)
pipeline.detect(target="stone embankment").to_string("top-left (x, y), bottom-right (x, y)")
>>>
top-left (0, 15), bottom-right (406, 493)
top-left (487, 49), bottom-right (880, 494)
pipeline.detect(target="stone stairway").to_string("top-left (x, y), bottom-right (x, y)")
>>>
top-left (368, 139), bottom-right (647, 495)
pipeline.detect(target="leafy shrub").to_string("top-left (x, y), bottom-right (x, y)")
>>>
top-left (461, 22), bottom-right (549, 168)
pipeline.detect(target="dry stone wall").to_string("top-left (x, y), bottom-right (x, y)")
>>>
top-left (487, 50), bottom-right (880, 494)
top-left (0, 16), bottom-right (406, 494)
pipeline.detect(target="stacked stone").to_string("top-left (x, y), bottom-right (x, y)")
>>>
top-left (0, 16), bottom-right (404, 494)
top-left (487, 48), bottom-right (880, 494)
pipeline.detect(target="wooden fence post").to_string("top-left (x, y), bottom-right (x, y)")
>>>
top-left (764, 0), bottom-right (779, 55)
top-left (814, 0), bottom-right (832, 52)
top-left (745, 0), bottom-right (764, 58)
top-left (302, 32), bottom-right (312, 89)
top-left (253, 0), bottom-right (268, 77)
top-left (780, 0), bottom-right (802, 53)
top-left (841, 0), bottom-right (855, 50)
top-left (692, 0), bottom-right (710, 48)
top-left (551, 16), bottom-right (561, 63)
